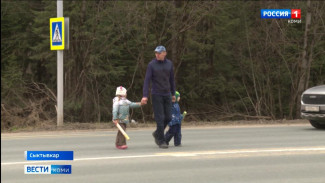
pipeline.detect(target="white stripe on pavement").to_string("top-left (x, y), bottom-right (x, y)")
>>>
top-left (1, 147), bottom-right (325, 166)
top-left (156, 147), bottom-right (325, 157)
top-left (2, 147), bottom-right (325, 166)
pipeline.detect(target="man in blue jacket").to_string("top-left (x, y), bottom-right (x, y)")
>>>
top-left (141, 45), bottom-right (176, 149)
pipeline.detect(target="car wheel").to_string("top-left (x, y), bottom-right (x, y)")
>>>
top-left (309, 120), bottom-right (325, 129)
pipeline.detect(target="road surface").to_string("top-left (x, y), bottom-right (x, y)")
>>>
top-left (1, 124), bottom-right (325, 183)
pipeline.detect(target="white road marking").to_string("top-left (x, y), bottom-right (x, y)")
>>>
top-left (156, 147), bottom-right (325, 157)
top-left (1, 133), bottom-right (114, 140)
top-left (2, 147), bottom-right (325, 166)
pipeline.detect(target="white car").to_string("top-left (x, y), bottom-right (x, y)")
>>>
top-left (300, 85), bottom-right (325, 129)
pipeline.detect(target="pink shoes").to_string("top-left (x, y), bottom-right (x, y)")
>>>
top-left (116, 145), bottom-right (128, 150)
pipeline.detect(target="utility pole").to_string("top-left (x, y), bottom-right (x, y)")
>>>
top-left (57, 0), bottom-right (64, 126)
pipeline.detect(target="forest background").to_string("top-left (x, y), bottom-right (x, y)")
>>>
top-left (1, 1), bottom-right (324, 130)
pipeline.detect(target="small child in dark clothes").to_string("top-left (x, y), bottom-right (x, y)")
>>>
top-left (164, 91), bottom-right (186, 146)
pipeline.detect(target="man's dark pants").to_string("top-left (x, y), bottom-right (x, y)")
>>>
top-left (152, 94), bottom-right (172, 145)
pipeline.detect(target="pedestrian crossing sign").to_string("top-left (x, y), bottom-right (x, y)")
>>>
top-left (50, 17), bottom-right (65, 50)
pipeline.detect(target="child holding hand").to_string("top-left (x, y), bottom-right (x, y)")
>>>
top-left (112, 86), bottom-right (143, 149)
top-left (164, 91), bottom-right (186, 146)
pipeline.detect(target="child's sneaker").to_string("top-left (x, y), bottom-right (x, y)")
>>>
top-left (116, 145), bottom-right (127, 150)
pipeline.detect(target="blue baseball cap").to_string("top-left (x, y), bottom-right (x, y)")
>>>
top-left (154, 46), bottom-right (166, 53)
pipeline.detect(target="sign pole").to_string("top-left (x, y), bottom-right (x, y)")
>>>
top-left (57, 0), bottom-right (63, 126)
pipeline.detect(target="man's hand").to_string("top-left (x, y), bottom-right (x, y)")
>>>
top-left (172, 96), bottom-right (176, 102)
top-left (137, 102), bottom-right (145, 106)
top-left (141, 97), bottom-right (148, 105)
top-left (113, 120), bottom-right (118, 124)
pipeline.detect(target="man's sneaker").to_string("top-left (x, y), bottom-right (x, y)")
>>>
top-left (159, 142), bottom-right (168, 149)
top-left (152, 132), bottom-right (159, 145)
top-left (175, 144), bottom-right (182, 147)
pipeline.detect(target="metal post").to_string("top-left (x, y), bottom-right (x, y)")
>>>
top-left (57, 0), bottom-right (64, 126)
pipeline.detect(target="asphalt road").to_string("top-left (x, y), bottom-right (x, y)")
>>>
top-left (1, 124), bottom-right (325, 183)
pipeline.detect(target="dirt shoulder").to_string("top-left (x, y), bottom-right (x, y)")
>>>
top-left (1, 119), bottom-right (310, 134)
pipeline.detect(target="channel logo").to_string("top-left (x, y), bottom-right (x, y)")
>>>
top-left (24, 165), bottom-right (72, 174)
top-left (261, 9), bottom-right (301, 19)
